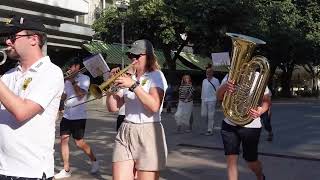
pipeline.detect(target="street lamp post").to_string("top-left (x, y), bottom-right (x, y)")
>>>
top-left (115, 0), bottom-right (129, 69)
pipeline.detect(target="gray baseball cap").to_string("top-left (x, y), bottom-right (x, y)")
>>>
top-left (126, 39), bottom-right (154, 55)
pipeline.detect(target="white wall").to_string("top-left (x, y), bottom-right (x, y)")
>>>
top-left (26, 0), bottom-right (89, 14)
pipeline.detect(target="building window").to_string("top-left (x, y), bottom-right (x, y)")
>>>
top-left (76, 15), bottom-right (85, 24)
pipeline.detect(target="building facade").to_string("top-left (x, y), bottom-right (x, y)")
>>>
top-left (0, 0), bottom-right (116, 66)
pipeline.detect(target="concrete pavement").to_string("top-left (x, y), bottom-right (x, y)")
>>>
top-left (53, 98), bottom-right (320, 180)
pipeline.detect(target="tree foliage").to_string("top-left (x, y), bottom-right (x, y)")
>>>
top-left (92, 0), bottom-right (320, 96)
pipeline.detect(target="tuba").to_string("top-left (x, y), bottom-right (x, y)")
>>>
top-left (222, 33), bottom-right (270, 126)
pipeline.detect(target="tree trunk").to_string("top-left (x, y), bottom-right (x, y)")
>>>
top-left (280, 66), bottom-right (294, 97)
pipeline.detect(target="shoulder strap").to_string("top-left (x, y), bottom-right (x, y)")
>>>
top-left (207, 79), bottom-right (216, 91)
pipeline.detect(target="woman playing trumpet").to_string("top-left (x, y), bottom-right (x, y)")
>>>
top-left (106, 39), bottom-right (168, 180)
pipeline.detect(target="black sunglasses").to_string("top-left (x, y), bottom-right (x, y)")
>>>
top-left (7, 34), bottom-right (35, 43)
top-left (127, 53), bottom-right (145, 60)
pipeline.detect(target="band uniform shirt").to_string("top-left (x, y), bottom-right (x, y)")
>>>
top-left (221, 73), bottom-right (272, 128)
top-left (124, 70), bottom-right (168, 124)
top-left (63, 73), bottom-right (90, 120)
top-left (0, 56), bottom-right (64, 178)
top-left (201, 77), bottom-right (220, 102)
top-left (117, 89), bottom-right (125, 116)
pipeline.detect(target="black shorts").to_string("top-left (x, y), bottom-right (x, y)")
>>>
top-left (220, 121), bottom-right (261, 162)
top-left (60, 117), bottom-right (87, 140)
top-left (116, 115), bottom-right (125, 131)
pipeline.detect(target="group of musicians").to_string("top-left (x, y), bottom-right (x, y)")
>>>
top-left (0, 16), bottom-right (269, 180)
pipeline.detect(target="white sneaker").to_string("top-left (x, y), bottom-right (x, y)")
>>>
top-left (90, 160), bottom-right (100, 174)
top-left (54, 169), bottom-right (72, 179)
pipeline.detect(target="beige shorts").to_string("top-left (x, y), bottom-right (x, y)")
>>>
top-left (113, 121), bottom-right (167, 171)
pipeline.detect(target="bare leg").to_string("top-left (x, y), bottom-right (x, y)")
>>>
top-left (113, 160), bottom-right (135, 180)
top-left (137, 170), bottom-right (159, 180)
top-left (61, 135), bottom-right (71, 171)
top-left (75, 139), bottom-right (96, 161)
top-left (247, 160), bottom-right (264, 180)
top-left (226, 155), bottom-right (238, 180)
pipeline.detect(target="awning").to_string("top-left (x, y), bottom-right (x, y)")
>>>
top-left (82, 41), bottom-right (194, 71)
top-left (178, 52), bottom-right (229, 72)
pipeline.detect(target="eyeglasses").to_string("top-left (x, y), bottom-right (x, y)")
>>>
top-left (127, 53), bottom-right (145, 60)
top-left (7, 34), bottom-right (35, 43)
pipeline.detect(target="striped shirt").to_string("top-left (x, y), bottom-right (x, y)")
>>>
top-left (179, 84), bottom-right (194, 101)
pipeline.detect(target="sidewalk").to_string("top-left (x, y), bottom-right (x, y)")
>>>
top-left (53, 99), bottom-right (320, 180)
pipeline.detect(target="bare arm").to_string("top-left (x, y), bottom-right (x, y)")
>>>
top-left (0, 80), bottom-right (43, 122)
top-left (217, 81), bottom-right (236, 101)
top-left (115, 76), bottom-right (164, 113)
top-left (106, 92), bottom-right (124, 112)
top-left (132, 86), bottom-right (164, 113)
top-left (69, 79), bottom-right (86, 100)
top-left (249, 95), bottom-right (271, 119)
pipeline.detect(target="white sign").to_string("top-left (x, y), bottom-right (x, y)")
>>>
top-left (83, 53), bottom-right (110, 78)
top-left (211, 52), bottom-right (230, 66)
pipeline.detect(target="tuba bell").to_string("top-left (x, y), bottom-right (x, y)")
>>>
top-left (222, 33), bottom-right (270, 126)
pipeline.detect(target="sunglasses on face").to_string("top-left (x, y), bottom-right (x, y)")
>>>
top-left (127, 53), bottom-right (145, 60)
top-left (6, 34), bottom-right (35, 43)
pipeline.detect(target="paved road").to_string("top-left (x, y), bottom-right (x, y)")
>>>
top-left (53, 98), bottom-right (320, 180)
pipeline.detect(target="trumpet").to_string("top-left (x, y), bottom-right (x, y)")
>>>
top-left (0, 48), bottom-right (9, 65)
top-left (89, 63), bottom-right (134, 98)
top-left (64, 64), bottom-right (134, 108)
top-left (64, 67), bottom-right (87, 79)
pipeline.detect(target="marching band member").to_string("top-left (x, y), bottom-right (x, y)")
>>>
top-left (217, 74), bottom-right (271, 180)
top-left (54, 58), bottom-right (100, 179)
top-left (106, 39), bottom-right (168, 180)
top-left (0, 16), bottom-right (64, 180)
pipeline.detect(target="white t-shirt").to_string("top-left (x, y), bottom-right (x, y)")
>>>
top-left (221, 73), bottom-right (271, 128)
top-left (124, 70), bottom-right (168, 123)
top-left (63, 73), bottom-right (90, 120)
top-left (0, 56), bottom-right (64, 178)
top-left (201, 77), bottom-right (220, 102)
top-left (117, 89), bottom-right (125, 116)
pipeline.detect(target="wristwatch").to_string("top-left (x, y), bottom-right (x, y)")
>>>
top-left (129, 81), bottom-right (140, 92)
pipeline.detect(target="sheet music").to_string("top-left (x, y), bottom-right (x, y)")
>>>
top-left (83, 53), bottom-right (110, 78)
top-left (211, 52), bottom-right (230, 66)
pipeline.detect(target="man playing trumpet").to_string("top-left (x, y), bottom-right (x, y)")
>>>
top-left (0, 16), bottom-right (64, 180)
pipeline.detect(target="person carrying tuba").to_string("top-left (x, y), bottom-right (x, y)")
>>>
top-left (217, 33), bottom-right (271, 180)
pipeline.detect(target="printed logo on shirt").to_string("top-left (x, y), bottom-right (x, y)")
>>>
top-left (35, 61), bottom-right (43, 69)
top-left (141, 78), bottom-right (148, 86)
top-left (22, 77), bottom-right (32, 90)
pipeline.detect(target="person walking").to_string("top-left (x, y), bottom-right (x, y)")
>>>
top-left (174, 74), bottom-right (194, 133)
top-left (201, 67), bottom-right (220, 135)
top-left (106, 39), bottom-right (168, 180)
top-left (0, 16), bottom-right (64, 180)
top-left (217, 73), bottom-right (271, 180)
top-left (54, 58), bottom-right (99, 179)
